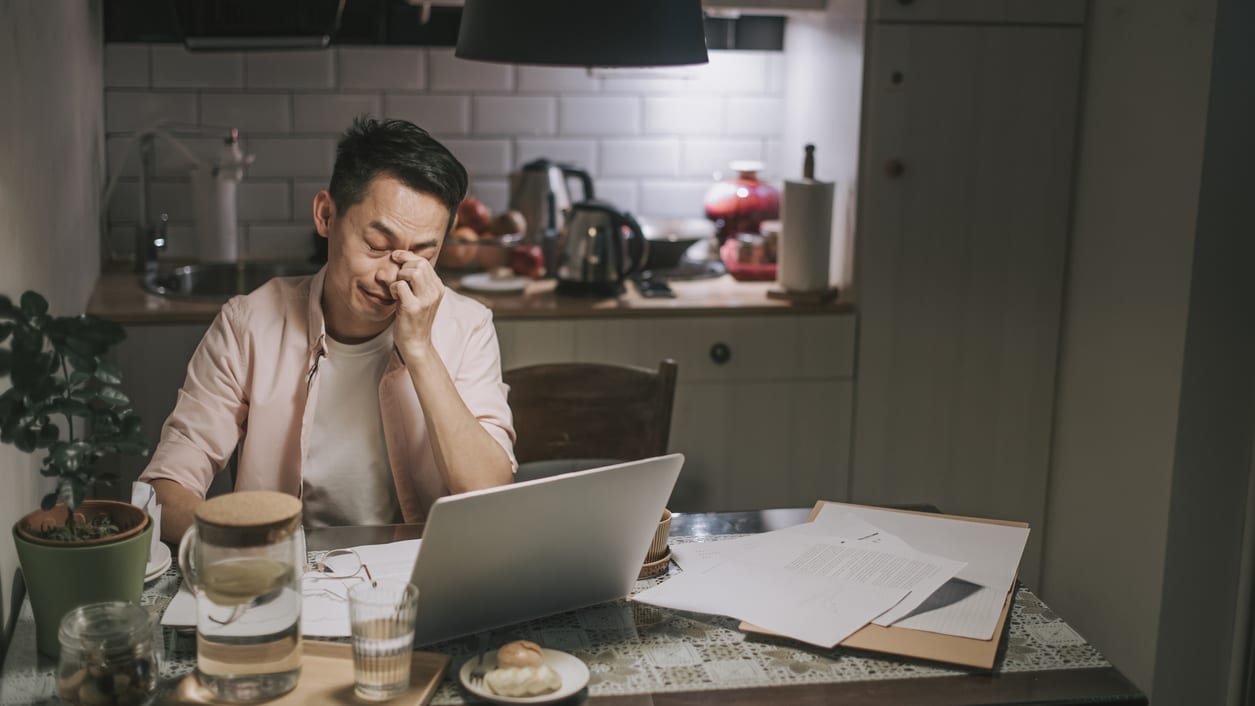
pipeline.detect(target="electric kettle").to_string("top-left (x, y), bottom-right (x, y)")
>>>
top-left (508, 159), bottom-right (595, 246)
top-left (555, 200), bottom-right (649, 297)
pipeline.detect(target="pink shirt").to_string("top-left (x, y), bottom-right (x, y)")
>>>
top-left (138, 268), bottom-right (517, 523)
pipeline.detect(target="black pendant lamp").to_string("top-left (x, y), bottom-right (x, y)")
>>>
top-left (455, 0), bottom-right (709, 68)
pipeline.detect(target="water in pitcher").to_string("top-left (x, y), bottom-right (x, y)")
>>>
top-left (195, 557), bottom-right (302, 701)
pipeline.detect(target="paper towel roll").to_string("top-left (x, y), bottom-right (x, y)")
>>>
top-left (191, 167), bottom-right (240, 263)
top-left (778, 179), bottom-right (835, 292)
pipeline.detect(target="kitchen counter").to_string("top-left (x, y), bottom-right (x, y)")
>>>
top-left (87, 269), bottom-right (852, 324)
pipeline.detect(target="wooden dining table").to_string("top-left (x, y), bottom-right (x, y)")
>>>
top-left (1, 509), bottom-right (1147, 705)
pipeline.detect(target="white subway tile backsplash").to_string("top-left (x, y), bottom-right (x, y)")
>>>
top-left (237, 181), bottom-right (292, 221)
top-left (468, 179), bottom-right (510, 214)
top-left (691, 51), bottom-right (769, 95)
top-left (292, 180), bottom-right (327, 220)
top-left (106, 91), bottom-right (197, 132)
top-left (725, 97), bottom-right (785, 136)
top-left (246, 224), bottom-right (316, 260)
top-left (639, 180), bottom-right (711, 218)
top-left (644, 97), bottom-right (724, 136)
top-left (765, 139), bottom-right (787, 181)
top-left (560, 97), bottom-right (640, 136)
top-left (246, 51), bottom-right (335, 89)
top-left (515, 140), bottom-right (597, 174)
top-left (682, 139), bottom-right (764, 178)
top-left (247, 138), bottom-right (335, 178)
top-left (201, 93), bottom-right (291, 133)
top-left (339, 48), bottom-right (424, 90)
top-left (104, 44), bottom-right (149, 88)
top-left (592, 180), bottom-right (640, 213)
top-left (293, 94), bottom-right (382, 134)
top-left (765, 53), bottom-right (786, 95)
top-left (384, 95), bottom-right (471, 135)
top-left (600, 139), bottom-right (680, 177)
top-left (597, 66), bottom-right (697, 95)
top-left (103, 45), bottom-right (788, 251)
top-left (441, 139), bottom-right (512, 178)
top-left (429, 49), bottom-right (513, 92)
top-left (155, 138), bottom-right (227, 178)
top-left (473, 97), bottom-right (556, 136)
top-left (151, 47), bottom-right (244, 88)
top-left (107, 136), bottom-right (140, 178)
top-left (517, 66), bottom-right (599, 93)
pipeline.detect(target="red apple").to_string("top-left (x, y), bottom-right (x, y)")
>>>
top-left (509, 245), bottom-right (545, 279)
top-left (456, 196), bottom-right (492, 233)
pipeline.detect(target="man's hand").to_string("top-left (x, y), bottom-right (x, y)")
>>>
top-left (390, 251), bottom-right (444, 358)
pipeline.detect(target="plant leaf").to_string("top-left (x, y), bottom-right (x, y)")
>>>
top-left (36, 423), bottom-right (59, 449)
top-left (40, 492), bottom-right (57, 511)
top-left (0, 322), bottom-right (12, 344)
top-left (19, 291), bottom-right (48, 318)
top-left (94, 360), bottom-right (122, 385)
top-left (0, 349), bottom-right (10, 377)
top-left (96, 386), bottom-right (130, 408)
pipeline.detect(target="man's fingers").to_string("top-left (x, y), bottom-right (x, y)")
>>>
top-left (390, 279), bottom-right (419, 308)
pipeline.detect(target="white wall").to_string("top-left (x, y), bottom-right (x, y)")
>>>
top-left (0, 0), bottom-right (104, 631)
top-left (1042, 0), bottom-right (1218, 696)
top-left (101, 46), bottom-right (788, 262)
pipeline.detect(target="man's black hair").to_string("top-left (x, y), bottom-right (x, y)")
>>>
top-left (328, 116), bottom-right (468, 232)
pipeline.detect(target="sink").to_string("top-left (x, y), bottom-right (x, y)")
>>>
top-left (141, 262), bottom-right (322, 301)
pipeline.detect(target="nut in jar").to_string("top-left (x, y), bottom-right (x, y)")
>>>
top-left (57, 602), bottom-right (159, 706)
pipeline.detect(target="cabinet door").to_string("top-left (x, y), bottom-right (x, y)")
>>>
top-left (853, 24), bottom-right (1082, 588)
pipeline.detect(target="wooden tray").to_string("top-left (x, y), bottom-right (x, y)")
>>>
top-left (172, 640), bottom-right (450, 705)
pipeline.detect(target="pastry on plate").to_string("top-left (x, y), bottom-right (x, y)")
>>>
top-left (484, 640), bottom-right (562, 697)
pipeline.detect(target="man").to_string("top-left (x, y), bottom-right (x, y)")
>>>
top-left (141, 118), bottom-right (516, 542)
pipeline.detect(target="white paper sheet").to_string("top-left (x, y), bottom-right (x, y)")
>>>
top-left (636, 520), bottom-right (965, 648)
top-left (162, 538), bottom-right (421, 637)
top-left (811, 504), bottom-right (1030, 639)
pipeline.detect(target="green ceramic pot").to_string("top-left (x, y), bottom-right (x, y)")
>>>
top-left (12, 500), bottom-right (153, 658)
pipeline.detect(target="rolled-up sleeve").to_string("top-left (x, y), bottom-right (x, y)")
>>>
top-left (138, 298), bottom-right (250, 497)
top-left (453, 312), bottom-right (518, 472)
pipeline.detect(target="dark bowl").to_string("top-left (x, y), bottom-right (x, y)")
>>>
top-left (639, 217), bottom-right (716, 270)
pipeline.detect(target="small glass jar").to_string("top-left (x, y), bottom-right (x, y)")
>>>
top-left (57, 601), bottom-right (159, 706)
top-left (703, 161), bottom-right (781, 245)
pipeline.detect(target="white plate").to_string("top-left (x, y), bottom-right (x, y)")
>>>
top-left (144, 542), bottom-right (172, 583)
top-left (461, 272), bottom-right (532, 293)
top-left (459, 648), bottom-right (589, 704)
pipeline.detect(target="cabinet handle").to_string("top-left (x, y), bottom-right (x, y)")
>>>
top-left (890, 70), bottom-right (904, 85)
top-left (885, 159), bottom-right (906, 179)
top-left (897, 0), bottom-right (914, 5)
top-left (709, 342), bottom-right (731, 365)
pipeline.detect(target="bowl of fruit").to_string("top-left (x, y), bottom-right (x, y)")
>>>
top-left (439, 196), bottom-right (534, 274)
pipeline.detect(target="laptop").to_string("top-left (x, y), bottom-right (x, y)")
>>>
top-left (408, 453), bottom-right (683, 646)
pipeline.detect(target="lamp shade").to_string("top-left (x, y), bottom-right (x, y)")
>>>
top-left (455, 0), bottom-right (709, 68)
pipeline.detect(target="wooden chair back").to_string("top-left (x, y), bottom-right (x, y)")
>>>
top-left (503, 359), bottom-right (678, 465)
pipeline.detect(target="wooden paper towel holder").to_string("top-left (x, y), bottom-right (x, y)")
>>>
top-left (766, 286), bottom-right (841, 305)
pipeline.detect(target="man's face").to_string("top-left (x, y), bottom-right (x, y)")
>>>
top-left (314, 175), bottom-right (451, 343)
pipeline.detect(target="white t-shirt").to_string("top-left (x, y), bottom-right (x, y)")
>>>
top-left (301, 327), bottom-right (402, 527)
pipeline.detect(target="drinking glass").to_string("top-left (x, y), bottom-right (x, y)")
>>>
top-left (348, 579), bottom-right (419, 701)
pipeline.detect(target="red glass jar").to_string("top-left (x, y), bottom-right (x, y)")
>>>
top-left (702, 161), bottom-right (780, 244)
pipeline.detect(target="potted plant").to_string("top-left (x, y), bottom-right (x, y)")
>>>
top-left (0, 291), bottom-right (152, 657)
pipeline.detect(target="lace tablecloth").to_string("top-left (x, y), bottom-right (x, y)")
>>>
top-left (1, 539), bottom-right (1108, 705)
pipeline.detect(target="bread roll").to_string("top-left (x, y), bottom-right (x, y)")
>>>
top-left (496, 640), bottom-right (544, 669)
top-left (485, 665), bottom-right (561, 697)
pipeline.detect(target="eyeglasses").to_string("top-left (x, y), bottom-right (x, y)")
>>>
top-left (303, 548), bottom-right (375, 603)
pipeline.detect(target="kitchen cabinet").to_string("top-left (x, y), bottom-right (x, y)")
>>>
top-left (497, 313), bottom-right (856, 512)
top-left (106, 309), bottom-right (854, 515)
top-left (851, 18), bottom-right (1083, 589)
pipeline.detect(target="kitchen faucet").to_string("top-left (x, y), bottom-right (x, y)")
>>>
top-left (133, 132), bottom-right (168, 274)
top-left (128, 123), bottom-right (244, 273)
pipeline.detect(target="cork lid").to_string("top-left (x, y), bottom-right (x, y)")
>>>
top-left (195, 491), bottom-right (302, 547)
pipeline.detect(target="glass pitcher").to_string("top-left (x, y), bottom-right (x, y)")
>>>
top-left (178, 491), bottom-right (304, 702)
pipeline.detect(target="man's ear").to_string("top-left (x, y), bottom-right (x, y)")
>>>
top-left (313, 190), bottom-right (335, 239)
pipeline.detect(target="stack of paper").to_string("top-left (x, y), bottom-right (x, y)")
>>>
top-left (632, 503), bottom-right (1029, 651)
